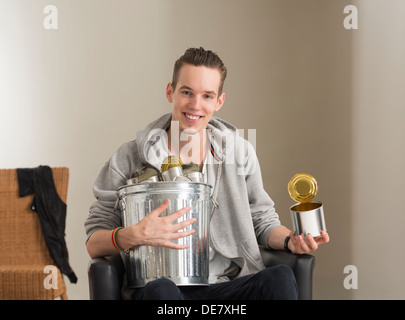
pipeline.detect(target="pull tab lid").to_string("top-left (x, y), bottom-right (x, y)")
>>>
top-left (288, 173), bottom-right (318, 203)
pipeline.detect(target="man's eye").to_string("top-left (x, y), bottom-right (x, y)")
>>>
top-left (204, 95), bottom-right (213, 99)
top-left (182, 91), bottom-right (191, 95)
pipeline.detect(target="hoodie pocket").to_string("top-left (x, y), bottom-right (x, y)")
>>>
top-left (239, 239), bottom-right (265, 271)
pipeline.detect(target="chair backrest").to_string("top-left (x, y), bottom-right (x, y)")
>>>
top-left (0, 167), bottom-right (69, 266)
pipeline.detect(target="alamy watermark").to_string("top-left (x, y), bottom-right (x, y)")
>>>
top-left (343, 265), bottom-right (358, 290)
top-left (43, 5), bottom-right (58, 30)
top-left (343, 5), bottom-right (358, 30)
top-left (43, 4), bottom-right (358, 31)
top-left (142, 121), bottom-right (257, 176)
top-left (43, 265), bottom-right (58, 289)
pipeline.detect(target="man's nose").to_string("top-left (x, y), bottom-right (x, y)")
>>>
top-left (189, 96), bottom-right (202, 110)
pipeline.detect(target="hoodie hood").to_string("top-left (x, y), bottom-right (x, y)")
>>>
top-left (135, 112), bottom-right (238, 171)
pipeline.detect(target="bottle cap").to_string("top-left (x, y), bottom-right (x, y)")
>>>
top-left (161, 155), bottom-right (183, 172)
top-left (288, 173), bottom-right (318, 203)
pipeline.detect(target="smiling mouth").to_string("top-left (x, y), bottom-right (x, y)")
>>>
top-left (184, 113), bottom-right (202, 120)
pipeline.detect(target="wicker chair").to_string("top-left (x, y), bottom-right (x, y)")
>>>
top-left (0, 168), bottom-right (69, 300)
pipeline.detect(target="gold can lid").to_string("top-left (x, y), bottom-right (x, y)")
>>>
top-left (161, 155), bottom-right (183, 172)
top-left (288, 173), bottom-right (318, 203)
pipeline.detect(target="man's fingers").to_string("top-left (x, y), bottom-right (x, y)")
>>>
top-left (296, 234), bottom-right (310, 253)
top-left (150, 199), bottom-right (171, 217)
top-left (290, 232), bottom-right (310, 254)
top-left (173, 217), bottom-right (197, 232)
top-left (171, 228), bottom-right (196, 240)
top-left (167, 228), bottom-right (196, 249)
top-left (144, 229), bottom-right (196, 249)
top-left (150, 200), bottom-right (192, 222)
top-left (312, 231), bottom-right (330, 246)
top-left (319, 230), bottom-right (330, 243)
top-left (305, 233), bottom-right (318, 251)
top-left (168, 206), bottom-right (192, 222)
top-left (290, 230), bottom-right (329, 254)
top-left (142, 201), bottom-right (196, 249)
top-left (162, 241), bottom-right (190, 250)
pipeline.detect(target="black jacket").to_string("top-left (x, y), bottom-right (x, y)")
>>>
top-left (17, 165), bottom-right (77, 283)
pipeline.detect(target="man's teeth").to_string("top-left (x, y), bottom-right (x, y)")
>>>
top-left (185, 114), bottom-right (200, 120)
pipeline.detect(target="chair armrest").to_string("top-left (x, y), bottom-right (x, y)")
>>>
top-left (260, 247), bottom-right (315, 300)
top-left (88, 253), bottom-right (125, 300)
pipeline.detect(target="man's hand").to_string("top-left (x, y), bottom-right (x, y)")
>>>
top-left (86, 199), bottom-right (196, 259)
top-left (288, 230), bottom-right (330, 254)
top-left (127, 199), bottom-right (196, 249)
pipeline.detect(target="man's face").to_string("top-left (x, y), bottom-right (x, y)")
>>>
top-left (166, 64), bottom-right (225, 134)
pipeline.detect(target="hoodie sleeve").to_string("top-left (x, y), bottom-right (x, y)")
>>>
top-left (84, 114), bottom-right (172, 242)
top-left (84, 142), bottom-right (135, 242)
top-left (243, 142), bottom-right (281, 248)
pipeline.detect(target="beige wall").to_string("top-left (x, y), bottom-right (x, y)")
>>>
top-left (1, 0), bottom-right (404, 299)
top-left (351, 0), bottom-right (405, 299)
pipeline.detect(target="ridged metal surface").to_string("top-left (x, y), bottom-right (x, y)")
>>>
top-left (118, 182), bottom-right (212, 288)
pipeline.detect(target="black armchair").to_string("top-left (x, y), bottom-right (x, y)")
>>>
top-left (88, 248), bottom-right (315, 300)
top-left (259, 247), bottom-right (315, 300)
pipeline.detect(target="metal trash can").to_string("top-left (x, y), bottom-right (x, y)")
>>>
top-left (118, 181), bottom-right (213, 288)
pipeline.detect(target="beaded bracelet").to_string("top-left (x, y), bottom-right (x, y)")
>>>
top-left (112, 227), bottom-right (129, 253)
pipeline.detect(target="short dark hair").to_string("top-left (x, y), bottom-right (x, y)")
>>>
top-left (171, 47), bottom-right (227, 96)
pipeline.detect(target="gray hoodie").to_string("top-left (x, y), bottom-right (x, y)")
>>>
top-left (85, 113), bottom-right (281, 282)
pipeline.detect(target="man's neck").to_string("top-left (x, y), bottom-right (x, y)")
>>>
top-left (167, 127), bottom-right (208, 169)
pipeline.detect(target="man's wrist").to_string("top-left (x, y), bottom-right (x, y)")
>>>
top-left (284, 235), bottom-right (292, 253)
top-left (115, 226), bottom-right (141, 251)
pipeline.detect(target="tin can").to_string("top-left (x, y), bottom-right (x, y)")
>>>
top-left (290, 201), bottom-right (326, 237)
top-left (186, 171), bottom-right (204, 183)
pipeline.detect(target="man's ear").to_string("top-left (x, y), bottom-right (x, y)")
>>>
top-left (166, 82), bottom-right (173, 103)
top-left (215, 92), bottom-right (226, 112)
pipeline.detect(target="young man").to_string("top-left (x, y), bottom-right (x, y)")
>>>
top-left (85, 47), bottom-right (329, 300)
